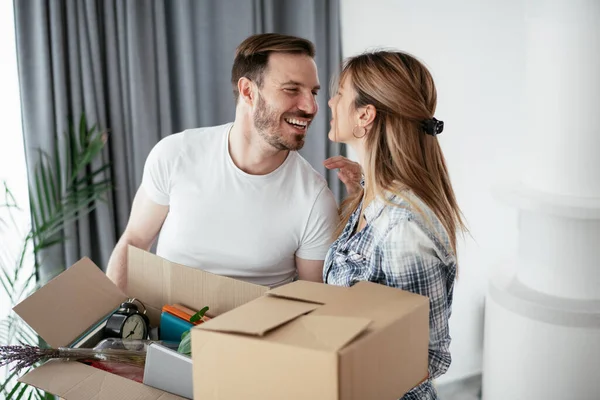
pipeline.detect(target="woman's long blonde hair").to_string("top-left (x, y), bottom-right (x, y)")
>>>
top-left (335, 51), bottom-right (467, 257)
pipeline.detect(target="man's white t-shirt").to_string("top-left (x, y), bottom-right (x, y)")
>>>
top-left (141, 123), bottom-right (339, 287)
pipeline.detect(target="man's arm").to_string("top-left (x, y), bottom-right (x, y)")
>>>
top-left (106, 188), bottom-right (169, 292)
top-left (294, 184), bottom-right (339, 283)
top-left (295, 257), bottom-right (324, 282)
top-left (294, 157), bottom-right (361, 283)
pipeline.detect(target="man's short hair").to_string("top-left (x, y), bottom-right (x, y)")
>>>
top-left (231, 33), bottom-right (316, 102)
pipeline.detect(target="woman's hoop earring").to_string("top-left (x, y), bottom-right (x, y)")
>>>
top-left (352, 125), bottom-right (367, 139)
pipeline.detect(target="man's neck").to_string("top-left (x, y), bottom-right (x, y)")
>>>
top-left (229, 118), bottom-right (289, 175)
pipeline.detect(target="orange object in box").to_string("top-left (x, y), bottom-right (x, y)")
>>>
top-left (162, 304), bottom-right (211, 325)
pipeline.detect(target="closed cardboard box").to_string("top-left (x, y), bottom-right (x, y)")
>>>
top-left (192, 279), bottom-right (430, 399)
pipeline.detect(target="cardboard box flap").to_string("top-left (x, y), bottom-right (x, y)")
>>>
top-left (19, 360), bottom-right (184, 399)
top-left (127, 246), bottom-right (268, 324)
top-left (268, 315), bottom-right (372, 351)
top-left (13, 257), bottom-right (127, 348)
top-left (198, 295), bottom-right (319, 336)
top-left (310, 281), bottom-right (430, 331)
top-left (351, 280), bottom-right (429, 305)
top-left (266, 280), bottom-right (350, 305)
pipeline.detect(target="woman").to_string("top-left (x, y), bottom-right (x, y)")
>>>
top-left (323, 51), bottom-right (466, 400)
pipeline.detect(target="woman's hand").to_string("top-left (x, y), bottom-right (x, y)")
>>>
top-left (324, 156), bottom-right (363, 195)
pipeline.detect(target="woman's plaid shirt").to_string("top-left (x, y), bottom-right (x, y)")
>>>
top-left (323, 191), bottom-right (456, 400)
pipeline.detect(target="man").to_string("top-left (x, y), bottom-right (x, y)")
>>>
top-left (106, 33), bottom-right (341, 291)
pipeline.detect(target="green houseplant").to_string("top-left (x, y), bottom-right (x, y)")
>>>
top-left (0, 114), bottom-right (112, 399)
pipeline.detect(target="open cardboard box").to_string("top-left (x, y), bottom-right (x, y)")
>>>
top-left (12, 246), bottom-right (268, 399)
top-left (192, 279), bottom-right (430, 399)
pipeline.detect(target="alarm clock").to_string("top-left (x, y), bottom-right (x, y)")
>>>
top-left (104, 299), bottom-right (150, 340)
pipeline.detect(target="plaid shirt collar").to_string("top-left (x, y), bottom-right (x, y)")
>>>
top-left (364, 195), bottom-right (385, 222)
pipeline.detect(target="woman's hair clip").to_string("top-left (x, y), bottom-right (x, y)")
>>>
top-left (422, 118), bottom-right (444, 136)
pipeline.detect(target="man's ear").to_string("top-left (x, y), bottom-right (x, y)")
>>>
top-left (358, 104), bottom-right (377, 128)
top-left (238, 77), bottom-right (255, 106)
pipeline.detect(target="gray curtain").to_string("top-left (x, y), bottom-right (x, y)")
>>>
top-left (13, 0), bottom-right (343, 281)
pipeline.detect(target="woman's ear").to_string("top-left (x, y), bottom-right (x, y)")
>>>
top-left (358, 104), bottom-right (377, 128)
top-left (238, 77), bottom-right (255, 106)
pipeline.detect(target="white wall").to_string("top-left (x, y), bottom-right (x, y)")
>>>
top-left (0, 0), bottom-right (29, 313)
top-left (340, 0), bottom-right (526, 383)
top-left (0, 0), bottom-right (31, 384)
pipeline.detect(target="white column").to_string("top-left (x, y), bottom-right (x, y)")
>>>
top-left (522, 0), bottom-right (600, 198)
top-left (482, 0), bottom-right (600, 399)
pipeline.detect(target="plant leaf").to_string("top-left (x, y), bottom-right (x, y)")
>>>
top-left (14, 379), bottom-right (30, 400)
top-left (74, 140), bottom-right (105, 178)
top-left (0, 265), bottom-right (14, 295)
top-left (14, 270), bottom-right (36, 301)
top-left (0, 368), bottom-right (21, 394)
top-left (190, 306), bottom-right (209, 323)
top-left (53, 134), bottom-right (62, 206)
top-left (1, 112), bottom-right (111, 400)
top-left (6, 381), bottom-right (23, 399)
top-left (73, 164), bottom-right (111, 187)
top-left (181, 330), bottom-right (190, 341)
top-left (177, 330), bottom-right (192, 356)
top-left (32, 170), bottom-right (47, 227)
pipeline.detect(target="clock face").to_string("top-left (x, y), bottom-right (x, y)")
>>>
top-left (121, 314), bottom-right (147, 340)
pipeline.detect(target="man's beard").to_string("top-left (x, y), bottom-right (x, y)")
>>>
top-left (253, 94), bottom-right (307, 151)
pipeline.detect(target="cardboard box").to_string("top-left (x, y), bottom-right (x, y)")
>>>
top-left (12, 246), bottom-right (268, 399)
top-left (192, 279), bottom-right (430, 400)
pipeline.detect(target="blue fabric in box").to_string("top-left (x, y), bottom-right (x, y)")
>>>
top-left (159, 311), bottom-right (193, 342)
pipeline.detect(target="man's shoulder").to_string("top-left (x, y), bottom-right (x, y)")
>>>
top-left (154, 123), bottom-right (230, 160)
top-left (147, 123), bottom-right (231, 171)
top-left (178, 122), bottom-right (231, 146)
top-left (287, 152), bottom-right (328, 191)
